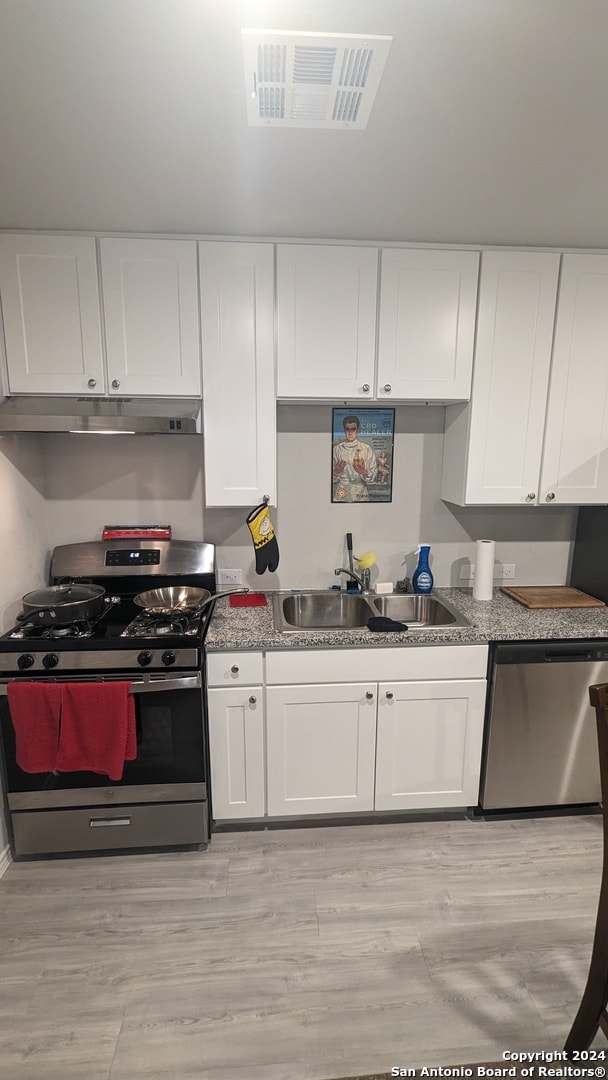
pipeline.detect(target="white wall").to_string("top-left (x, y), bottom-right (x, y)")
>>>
top-left (41, 433), bottom-right (206, 545)
top-left (0, 435), bottom-right (48, 628)
top-left (217, 405), bottom-right (577, 590)
top-left (39, 405), bottom-right (576, 590)
top-left (0, 434), bottom-right (49, 854)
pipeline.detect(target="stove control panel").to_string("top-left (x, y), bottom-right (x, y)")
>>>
top-left (0, 648), bottom-right (200, 674)
top-left (105, 548), bottom-right (161, 566)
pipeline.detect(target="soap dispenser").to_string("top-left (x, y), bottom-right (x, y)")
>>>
top-left (412, 545), bottom-right (434, 594)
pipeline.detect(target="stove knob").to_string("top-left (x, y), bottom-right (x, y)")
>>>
top-left (42, 653), bottom-right (59, 670)
top-left (161, 650), bottom-right (176, 666)
top-left (137, 650), bottom-right (153, 667)
top-left (17, 654), bottom-right (35, 670)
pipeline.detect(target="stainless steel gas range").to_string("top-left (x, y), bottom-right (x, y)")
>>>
top-left (0, 540), bottom-right (217, 858)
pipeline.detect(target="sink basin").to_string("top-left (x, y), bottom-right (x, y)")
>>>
top-left (273, 590), bottom-right (470, 632)
top-left (369, 593), bottom-right (469, 627)
top-left (275, 591), bottom-right (373, 631)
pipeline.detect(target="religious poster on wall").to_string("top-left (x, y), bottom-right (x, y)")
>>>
top-left (331, 408), bottom-right (395, 503)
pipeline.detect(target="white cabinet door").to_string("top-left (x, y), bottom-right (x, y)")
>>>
top-left (377, 249), bottom-right (479, 401)
top-left (441, 250), bottom-right (560, 505)
top-left (0, 234), bottom-right (105, 395)
top-left (200, 242), bottom-right (276, 506)
top-left (540, 254), bottom-right (608, 505)
top-left (276, 244), bottom-right (378, 399)
top-left (374, 680), bottom-right (486, 811)
top-left (266, 683), bottom-right (377, 816)
top-left (100, 238), bottom-right (201, 397)
top-left (208, 686), bottom-right (265, 820)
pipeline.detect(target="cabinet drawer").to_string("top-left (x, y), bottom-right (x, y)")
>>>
top-left (265, 645), bottom-right (488, 684)
top-left (206, 651), bottom-right (264, 686)
top-left (11, 801), bottom-right (208, 856)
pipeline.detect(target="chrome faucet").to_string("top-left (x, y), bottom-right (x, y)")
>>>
top-left (334, 566), bottom-right (370, 593)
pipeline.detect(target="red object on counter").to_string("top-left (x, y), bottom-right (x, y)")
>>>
top-left (229, 593), bottom-right (267, 607)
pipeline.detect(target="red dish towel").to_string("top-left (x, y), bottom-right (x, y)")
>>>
top-left (55, 682), bottom-right (136, 782)
top-left (7, 682), bottom-right (62, 773)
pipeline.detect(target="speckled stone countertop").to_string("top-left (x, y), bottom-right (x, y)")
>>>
top-left (205, 587), bottom-right (608, 652)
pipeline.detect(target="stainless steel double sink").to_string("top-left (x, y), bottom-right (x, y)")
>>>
top-left (272, 590), bottom-right (470, 633)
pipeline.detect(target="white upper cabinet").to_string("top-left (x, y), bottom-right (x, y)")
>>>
top-left (540, 254), bottom-right (608, 505)
top-left (199, 241), bottom-right (276, 507)
top-left (376, 249), bottom-right (479, 401)
top-left (441, 250), bottom-right (560, 505)
top-left (99, 238), bottom-right (201, 397)
top-left (276, 244), bottom-right (479, 402)
top-left (442, 250), bottom-right (608, 506)
top-left (0, 234), bottom-right (105, 395)
top-left (0, 235), bottom-right (201, 398)
top-left (276, 244), bottom-right (378, 399)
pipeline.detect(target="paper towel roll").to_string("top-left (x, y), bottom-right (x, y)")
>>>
top-left (473, 539), bottom-right (495, 601)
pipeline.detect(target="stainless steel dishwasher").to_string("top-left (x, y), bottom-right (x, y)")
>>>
top-left (479, 641), bottom-right (605, 811)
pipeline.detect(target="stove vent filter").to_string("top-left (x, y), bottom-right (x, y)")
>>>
top-left (242, 30), bottom-right (392, 129)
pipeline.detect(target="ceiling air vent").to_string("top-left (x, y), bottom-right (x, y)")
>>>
top-left (242, 30), bottom-right (392, 130)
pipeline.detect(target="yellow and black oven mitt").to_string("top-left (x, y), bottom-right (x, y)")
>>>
top-left (246, 502), bottom-right (280, 575)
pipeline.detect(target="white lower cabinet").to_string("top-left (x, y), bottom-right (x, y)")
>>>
top-left (206, 645), bottom-right (488, 821)
top-left (265, 683), bottom-right (377, 816)
top-left (207, 687), bottom-right (265, 820)
top-left (206, 651), bottom-right (265, 820)
top-left (374, 679), bottom-right (487, 810)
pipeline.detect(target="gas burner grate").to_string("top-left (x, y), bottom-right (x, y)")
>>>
top-left (7, 596), bottom-right (122, 641)
top-left (121, 610), bottom-right (204, 638)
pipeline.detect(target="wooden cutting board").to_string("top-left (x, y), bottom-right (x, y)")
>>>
top-left (500, 585), bottom-right (605, 609)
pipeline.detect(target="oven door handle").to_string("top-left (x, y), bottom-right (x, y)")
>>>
top-left (0, 674), bottom-right (202, 695)
top-left (129, 675), bottom-right (202, 694)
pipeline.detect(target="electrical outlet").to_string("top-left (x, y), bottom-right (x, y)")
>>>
top-left (494, 564), bottom-right (516, 579)
top-left (460, 563), bottom-right (516, 580)
top-left (217, 569), bottom-right (243, 586)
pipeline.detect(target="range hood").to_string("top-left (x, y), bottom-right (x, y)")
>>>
top-left (0, 397), bottom-right (201, 435)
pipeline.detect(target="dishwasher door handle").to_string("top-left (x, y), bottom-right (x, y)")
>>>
top-left (544, 650), bottom-right (594, 662)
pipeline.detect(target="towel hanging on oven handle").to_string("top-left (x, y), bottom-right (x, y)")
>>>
top-left (0, 674), bottom-right (202, 696)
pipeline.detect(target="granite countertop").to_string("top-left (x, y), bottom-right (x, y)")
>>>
top-left (205, 587), bottom-right (608, 652)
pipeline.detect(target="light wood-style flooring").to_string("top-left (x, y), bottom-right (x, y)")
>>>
top-left (0, 813), bottom-right (605, 1079)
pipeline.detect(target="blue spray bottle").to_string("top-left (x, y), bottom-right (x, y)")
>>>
top-left (412, 544), bottom-right (434, 594)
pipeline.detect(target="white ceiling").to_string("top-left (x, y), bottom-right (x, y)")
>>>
top-left (1, 0), bottom-right (607, 248)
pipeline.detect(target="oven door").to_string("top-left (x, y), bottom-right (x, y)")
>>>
top-left (0, 672), bottom-right (207, 810)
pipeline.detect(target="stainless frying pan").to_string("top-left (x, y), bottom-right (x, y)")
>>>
top-left (133, 586), bottom-right (248, 616)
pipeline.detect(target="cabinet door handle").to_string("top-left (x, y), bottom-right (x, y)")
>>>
top-left (230, 665), bottom-right (239, 674)
top-left (87, 378), bottom-right (97, 389)
top-left (249, 695), bottom-right (257, 705)
top-left (383, 383), bottom-right (392, 393)
top-left (385, 690), bottom-right (394, 700)
top-left (526, 492), bottom-right (536, 502)
top-left (365, 690), bottom-right (374, 700)
top-left (111, 379), bottom-right (120, 390)
top-left (545, 491), bottom-right (556, 501)
top-left (362, 383), bottom-right (370, 393)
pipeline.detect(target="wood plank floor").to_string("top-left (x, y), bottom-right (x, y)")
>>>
top-left (0, 813), bottom-right (605, 1080)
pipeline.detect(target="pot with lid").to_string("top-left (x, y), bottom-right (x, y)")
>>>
top-left (20, 584), bottom-right (107, 626)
